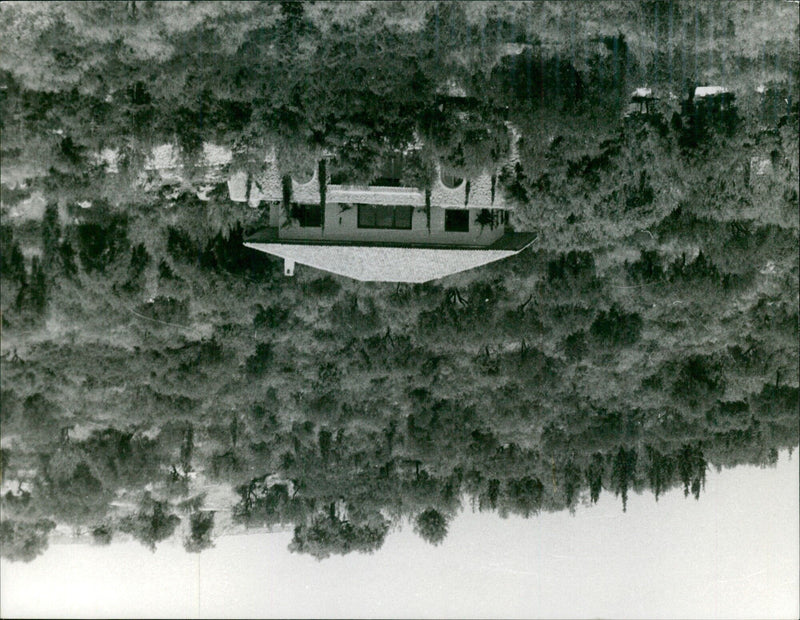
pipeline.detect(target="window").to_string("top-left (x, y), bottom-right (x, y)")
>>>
top-left (476, 209), bottom-right (508, 229)
top-left (440, 170), bottom-right (463, 189)
top-left (357, 205), bottom-right (413, 230)
top-left (444, 209), bottom-right (470, 232)
top-left (291, 203), bottom-right (323, 227)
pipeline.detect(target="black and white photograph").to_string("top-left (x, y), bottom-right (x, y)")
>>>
top-left (0, 1), bottom-right (798, 618)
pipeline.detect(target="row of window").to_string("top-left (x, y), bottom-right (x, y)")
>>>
top-left (290, 203), bottom-right (505, 232)
top-left (357, 205), bottom-right (413, 229)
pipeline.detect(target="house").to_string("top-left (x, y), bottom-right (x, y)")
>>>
top-left (694, 86), bottom-right (731, 99)
top-left (694, 86), bottom-right (735, 112)
top-left (236, 147), bottom-right (535, 283)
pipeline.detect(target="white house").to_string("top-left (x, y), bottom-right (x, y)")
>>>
top-left (694, 86), bottom-right (735, 112)
top-left (236, 147), bottom-right (535, 283)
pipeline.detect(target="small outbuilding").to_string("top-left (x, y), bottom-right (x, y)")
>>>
top-left (694, 86), bottom-right (735, 112)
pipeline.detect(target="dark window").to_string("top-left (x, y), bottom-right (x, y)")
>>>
top-left (394, 205), bottom-right (413, 229)
top-left (357, 205), bottom-right (413, 230)
top-left (291, 203), bottom-right (323, 227)
top-left (444, 209), bottom-right (470, 232)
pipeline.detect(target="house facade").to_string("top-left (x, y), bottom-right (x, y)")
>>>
top-left (234, 144), bottom-right (535, 282)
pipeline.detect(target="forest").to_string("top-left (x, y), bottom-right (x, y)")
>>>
top-left (0, 1), bottom-right (798, 561)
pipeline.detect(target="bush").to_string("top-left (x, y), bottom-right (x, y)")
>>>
top-left (137, 296), bottom-right (189, 324)
top-left (504, 477), bottom-right (544, 517)
top-left (626, 249), bottom-right (664, 283)
top-left (0, 226), bottom-right (26, 284)
top-left (413, 508), bottom-right (448, 546)
top-left (91, 524), bottom-right (113, 545)
top-left (590, 304), bottom-right (642, 346)
top-left (15, 256), bottom-right (47, 317)
top-left (673, 355), bottom-right (725, 402)
top-left (289, 512), bottom-right (389, 560)
top-left (119, 494), bottom-right (180, 551)
top-left (563, 330), bottom-right (588, 360)
top-left (245, 342), bottom-right (272, 375)
top-left (624, 170), bottom-right (655, 211)
top-left (668, 251), bottom-right (720, 284)
top-left (328, 294), bottom-right (379, 333)
top-left (0, 519), bottom-right (56, 562)
top-left (304, 276), bottom-right (341, 297)
top-left (75, 216), bottom-right (128, 272)
top-left (547, 251), bottom-right (596, 283)
top-left (184, 511), bottom-right (214, 553)
top-left (253, 304), bottom-right (290, 330)
top-left (166, 227), bottom-right (198, 263)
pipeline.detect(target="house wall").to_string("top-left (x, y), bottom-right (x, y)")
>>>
top-left (230, 149), bottom-right (515, 210)
top-left (273, 203), bottom-right (506, 246)
top-left (429, 170), bottom-right (510, 209)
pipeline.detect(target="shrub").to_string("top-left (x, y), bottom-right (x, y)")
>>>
top-left (414, 508), bottom-right (448, 546)
top-left (673, 355), bottom-right (725, 401)
top-left (564, 330), bottom-right (588, 360)
top-left (547, 251), bottom-right (596, 283)
top-left (137, 296), bottom-right (189, 324)
top-left (253, 304), bottom-right (290, 329)
top-left (184, 511), bottom-right (214, 553)
top-left (304, 276), bottom-right (341, 297)
top-left (245, 342), bottom-right (272, 375)
top-left (590, 304), bottom-right (642, 345)
top-left (76, 216), bottom-right (128, 272)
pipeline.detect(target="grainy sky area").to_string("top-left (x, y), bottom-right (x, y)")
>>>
top-left (2, 451), bottom-right (797, 619)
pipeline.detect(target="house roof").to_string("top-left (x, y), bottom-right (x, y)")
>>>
top-left (244, 233), bottom-right (536, 283)
top-left (695, 86), bottom-right (730, 98)
top-left (631, 87), bottom-right (653, 99)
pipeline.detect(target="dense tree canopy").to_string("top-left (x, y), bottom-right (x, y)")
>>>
top-left (0, 1), bottom-right (797, 562)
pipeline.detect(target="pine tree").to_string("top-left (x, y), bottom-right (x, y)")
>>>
top-left (1, 227), bottom-right (27, 285)
top-left (41, 202), bottom-right (60, 272)
top-left (29, 256), bottom-right (47, 315)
